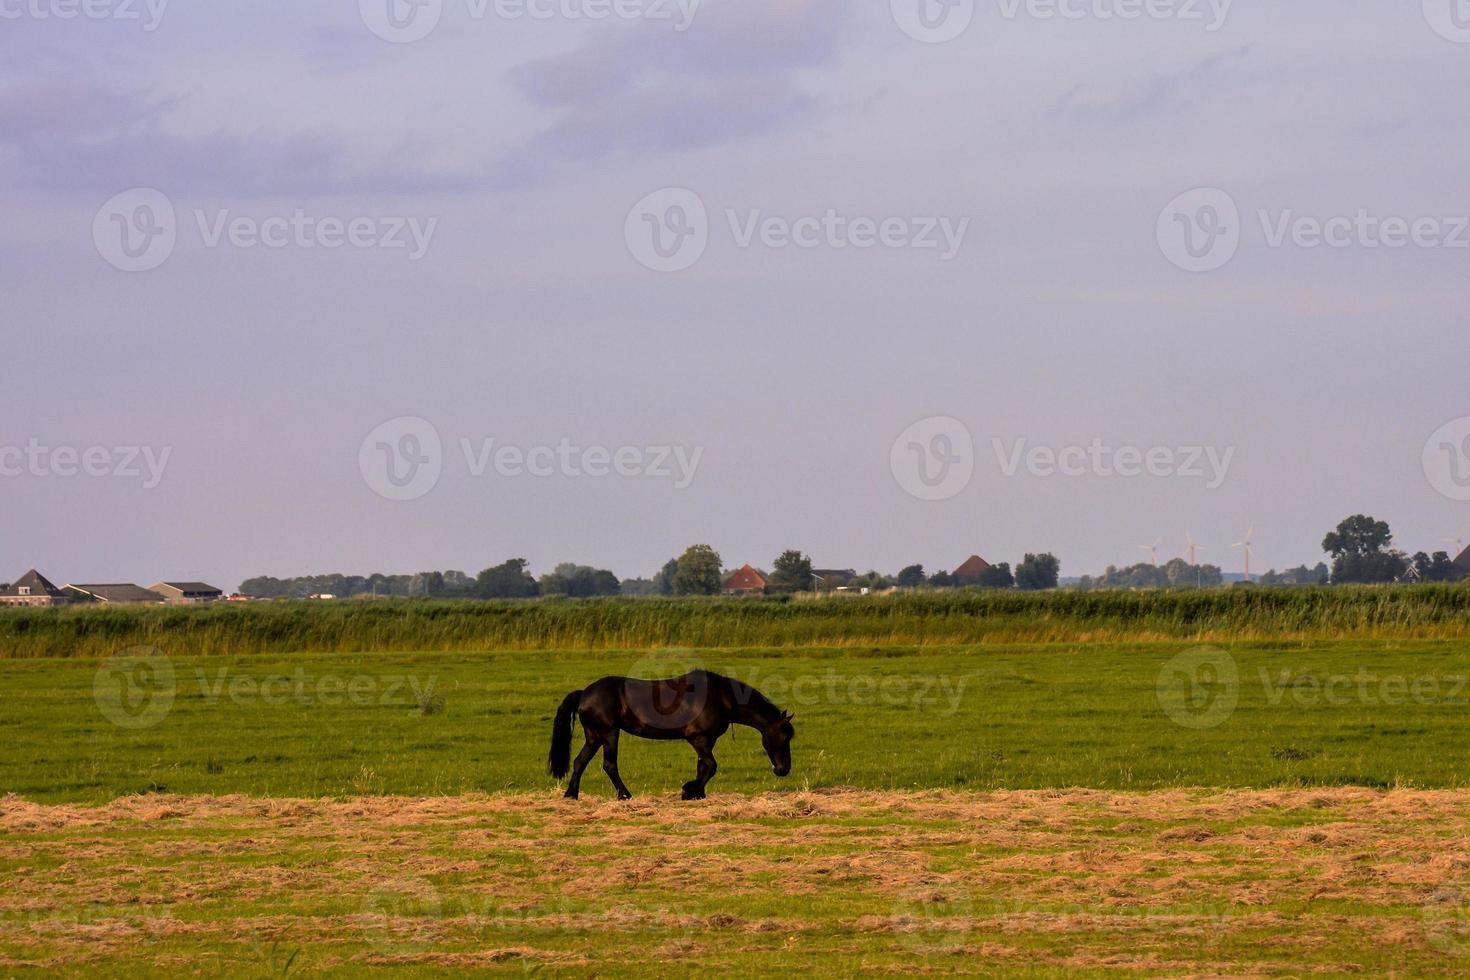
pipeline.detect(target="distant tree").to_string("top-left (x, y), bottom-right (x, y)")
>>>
top-left (767, 550), bottom-right (815, 593)
top-left (477, 559), bottom-right (540, 599)
top-left (620, 578), bottom-right (660, 596)
top-left (540, 563), bottom-right (579, 597)
top-left (1323, 514), bottom-right (1393, 558)
top-left (896, 564), bottom-right (927, 589)
top-left (1015, 553), bottom-right (1061, 591)
top-left (654, 558), bottom-right (680, 596)
top-left (1162, 560), bottom-right (1225, 588)
top-left (928, 570), bottom-right (954, 588)
top-left (442, 571), bottom-right (474, 597)
top-left (849, 570), bottom-right (890, 591)
top-left (1323, 515), bottom-right (1407, 584)
top-left (541, 563), bottom-right (621, 597)
top-left (363, 573), bottom-right (410, 597)
top-left (1270, 563), bottom-right (1329, 586)
top-left (242, 570), bottom-right (479, 599)
top-left (976, 563), bottom-right (1015, 589)
top-left (673, 545), bottom-right (723, 596)
top-left (239, 576), bottom-right (287, 598)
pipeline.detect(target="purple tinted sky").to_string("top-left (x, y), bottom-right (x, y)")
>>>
top-left (3, 0), bottom-right (1469, 590)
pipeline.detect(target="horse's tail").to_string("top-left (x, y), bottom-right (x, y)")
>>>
top-left (548, 690), bottom-right (583, 779)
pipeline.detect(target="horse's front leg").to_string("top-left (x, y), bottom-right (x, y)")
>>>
top-left (602, 729), bottom-right (633, 801)
top-left (682, 735), bottom-right (717, 800)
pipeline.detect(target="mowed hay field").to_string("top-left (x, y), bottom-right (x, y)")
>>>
top-left (7, 597), bottom-right (1470, 974)
top-left (7, 790), bottom-right (1470, 975)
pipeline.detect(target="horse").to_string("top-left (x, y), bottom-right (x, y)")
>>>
top-left (547, 670), bottom-right (795, 801)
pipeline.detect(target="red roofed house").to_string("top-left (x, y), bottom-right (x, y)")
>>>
top-left (722, 564), bottom-right (767, 595)
top-left (952, 555), bottom-right (993, 584)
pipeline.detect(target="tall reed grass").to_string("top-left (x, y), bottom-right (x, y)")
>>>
top-left (3, 586), bottom-right (1469, 658)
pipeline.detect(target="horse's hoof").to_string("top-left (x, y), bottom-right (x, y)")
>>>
top-left (563, 791), bottom-right (579, 800)
top-left (618, 793), bottom-right (633, 801)
top-left (680, 784), bottom-right (706, 801)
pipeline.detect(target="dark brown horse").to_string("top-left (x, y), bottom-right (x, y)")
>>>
top-left (548, 671), bottom-right (795, 800)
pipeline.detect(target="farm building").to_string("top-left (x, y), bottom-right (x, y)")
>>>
top-left (1456, 544), bottom-right (1470, 576)
top-left (952, 555), bottom-right (993, 584)
top-left (0, 569), bottom-right (70, 607)
top-left (722, 565), bottom-right (767, 595)
top-left (64, 584), bottom-right (165, 605)
top-left (149, 582), bottom-right (225, 604)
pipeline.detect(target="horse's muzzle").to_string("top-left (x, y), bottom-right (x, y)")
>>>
top-left (773, 765), bottom-right (791, 777)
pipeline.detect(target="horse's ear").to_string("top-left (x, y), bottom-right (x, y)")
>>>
top-left (781, 710), bottom-right (794, 722)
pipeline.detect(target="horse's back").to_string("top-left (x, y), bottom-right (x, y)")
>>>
top-left (580, 671), bottom-right (730, 738)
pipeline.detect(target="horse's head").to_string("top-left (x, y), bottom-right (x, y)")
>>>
top-left (763, 711), bottom-right (795, 777)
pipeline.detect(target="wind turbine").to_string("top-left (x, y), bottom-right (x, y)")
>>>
top-left (1138, 539), bottom-right (1161, 567)
top-left (1186, 532), bottom-right (1207, 588)
top-left (1231, 527), bottom-right (1254, 582)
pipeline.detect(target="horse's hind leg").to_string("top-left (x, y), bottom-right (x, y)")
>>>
top-left (564, 730), bottom-right (601, 800)
top-left (682, 735), bottom-right (717, 801)
top-left (601, 730), bottom-right (633, 801)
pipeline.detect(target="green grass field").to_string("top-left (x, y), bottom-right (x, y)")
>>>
top-left (4, 640), bottom-right (1470, 801)
top-left (7, 630), bottom-right (1470, 974)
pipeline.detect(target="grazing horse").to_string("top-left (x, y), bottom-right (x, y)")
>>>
top-left (548, 670), bottom-right (795, 800)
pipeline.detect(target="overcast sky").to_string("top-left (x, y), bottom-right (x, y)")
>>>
top-left (4, 0), bottom-right (1470, 590)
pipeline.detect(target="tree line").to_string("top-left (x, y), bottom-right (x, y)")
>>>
top-left (239, 547), bottom-right (1063, 599)
top-left (1317, 514), bottom-right (1462, 584)
top-left (237, 516), bottom-right (1464, 599)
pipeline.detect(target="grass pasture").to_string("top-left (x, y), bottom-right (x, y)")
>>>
top-left (7, 599), bottom-right (1470, 975)
top-left (4, 642), bottom-right (1470, 801)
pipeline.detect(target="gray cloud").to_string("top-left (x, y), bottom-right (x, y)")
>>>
top-left (2, 1), bottom-right (857, 198)
top-left (495, 0), bottom-right (849, 184)
top-left (0, 63), bottom-right (475, 197)
top-left (1053, 46), bottom-right (1252, 123)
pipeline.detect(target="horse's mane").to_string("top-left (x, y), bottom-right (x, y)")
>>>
top-left (723, 674), bottom-right (783, 719)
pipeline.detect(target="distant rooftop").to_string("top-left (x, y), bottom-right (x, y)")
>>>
top-left (66, 584), bottom-right (165, 604)
top-left (0, 569), bottom-right (64, 598)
